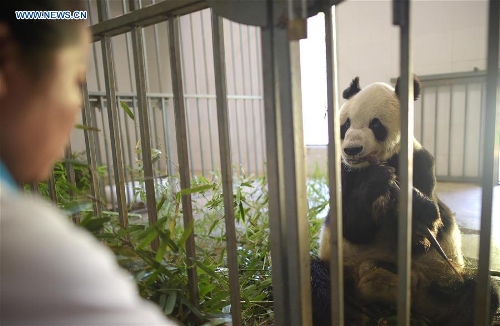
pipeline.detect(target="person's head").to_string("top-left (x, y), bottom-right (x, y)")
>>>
top-left (0, 0), bottom-right (90, 184)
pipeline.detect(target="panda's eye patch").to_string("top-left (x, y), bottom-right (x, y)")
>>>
top-left (340, 118), bottom-right (350, 139)
top-left (370, 118), bottom-right (381, 129)
top-left (369, 118), bottom-right (388, 141)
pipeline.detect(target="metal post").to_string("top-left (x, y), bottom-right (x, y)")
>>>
top-left (262, 0), bottom-right (312, 323)
top-left (260, 20), bottom-right (288, 326)
top-left (167, 16), bottom-right (200, 310)
top-left (130, 22), bottom-right (159, 249)
top-left (97, 0), bottom-right (129, 227)
top-left (393, 0), bottom-right (414, 324)
top-left (229, 23), bottom-right (244, 168)
top-left (189, 14), bottom-right (206, 175)
top-left (475, 0), bottom-right (499, 324)
top-left (81, 81), bottom-right (103, 218)
top-left (200, 10), bottom-right (216, 172)
top-left (212, 13), bottom-right (243, 326)
top-left (47, 171), bottom-right (58, 204)
top-left (325, 5), bottom-right (344, 325)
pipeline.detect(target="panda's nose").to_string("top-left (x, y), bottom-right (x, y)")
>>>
top-left (344, 146), bottom-right (363, 156)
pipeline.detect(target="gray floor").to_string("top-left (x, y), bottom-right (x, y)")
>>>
top-left (436, 182), bottom-right (499, 271)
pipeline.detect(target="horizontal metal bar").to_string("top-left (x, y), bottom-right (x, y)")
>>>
top-left (390, 70), bottom-right (500, 83)
top-left (91, 0), bottom-right (208, 42)
top-left (88, 91), bottom-right (262, 100)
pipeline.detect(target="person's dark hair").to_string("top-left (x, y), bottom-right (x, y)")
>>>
top-left (0, 0), bottom-right (87, 77)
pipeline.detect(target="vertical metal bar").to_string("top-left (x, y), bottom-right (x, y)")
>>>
top-left (188, 14), bottom-right (206, 175)
top-left (99, 97), bottom-right (115, 208)
top-left (239, 24), bottom-right (252, 174)
top-left (275, 0), bottom-right (312, 323)
top-left (463, 84), bottom-right (469, 177)
top-left (151, 0), bottom-right (164, 92)
top-left (185, 100), bottom-right (196, 174)
top-left (122, 0), bottom-right (136, 92)
top-left (121, 97), bottom-right (136, 201)
top-left (130, 22), bottom-right (159, 248)
top-left (87, 0), bottom-right (102, 92)
top-left (98, 0), bottom-right (128, 227)
top-left (447, 86), bottom-right (453, 177)
top-left (30, 183), bottom-right (39, 195)
top-left (229, 22), bottom-right (243, 167)
top-left (256, 27), bottom-right (266, 173)
top-left (82, 82), bottom-right (103, 217)
top-left (475, 0), bottom-right (499, 324)
top-left (168, 16), bottom-right (200, 310)
top-left (420, 91), bottom-right (424, 145)
top-left (47, 171), bottom-right (57, 203)
top-left (64, 144), bottom-right (79, 222)
top-left (161, 97), bottom-right (174, 175)
top-left (393, 0), bottom-right (413, 324)
top-left (434, 87), bottom-right (439, 159)
top-left (212, 13), bottom-right (243, 326)
top-left (177, 23), bottom-right (196, 175)
top-left (325, 6), bottom-right (344, 325)
top-left (90, 98), bottom-right (106, 202)
top-left (116, 96), bottom-right (132, 204)
top-left (200, 10), bottom-right (216, 172)
top-left (148, 98), bottom-right (161, 174)
top-left (64, 144), bottom-right (76, 198)
top-left (478, 84), bottom-right (485, 177)
top-left (246, 26), bottom-right (260, 174)
top-left (261, 21), bottom-right (288, 326)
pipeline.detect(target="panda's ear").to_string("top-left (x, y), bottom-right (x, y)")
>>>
top-left (395, 75), bottom-right (422, 101)
top-left (343, 77), bottom-right (362, 99)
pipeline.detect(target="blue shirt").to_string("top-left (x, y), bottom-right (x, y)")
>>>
top-left (0, 160), bottom-right (18, 193)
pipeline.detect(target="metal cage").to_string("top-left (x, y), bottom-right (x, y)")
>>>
top-left (68, 0), bottom-right (500, 325)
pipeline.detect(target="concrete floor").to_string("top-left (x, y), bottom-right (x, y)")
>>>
top-left (436, 182), bottom-right (500, 271)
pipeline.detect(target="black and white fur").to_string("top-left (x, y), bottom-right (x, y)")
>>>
top-left (311, 76), bottom-right (499, 325)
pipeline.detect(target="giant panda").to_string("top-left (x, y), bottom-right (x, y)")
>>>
top-left (310, 76), bottom-right (499, 325)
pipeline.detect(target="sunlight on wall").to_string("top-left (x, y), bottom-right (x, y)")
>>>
top-left (300, 13), bottom-right (328, 145)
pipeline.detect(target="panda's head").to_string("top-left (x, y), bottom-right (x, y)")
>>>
top-left (339, 76), bottom-right (421, 168)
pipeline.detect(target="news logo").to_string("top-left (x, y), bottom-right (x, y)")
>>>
top-left (15, 11), bottom-right (88, 20)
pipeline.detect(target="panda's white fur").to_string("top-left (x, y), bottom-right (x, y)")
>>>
top-left (311, 76), bottom-right (499, 326)
top-left (339, 82), bottom-right (402, 168)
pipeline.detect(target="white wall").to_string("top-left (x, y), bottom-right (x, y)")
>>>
top-left (301, 0), bottom-right (490, 145)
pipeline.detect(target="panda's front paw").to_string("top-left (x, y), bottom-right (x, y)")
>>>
top-left (411, 191), bottom-right (443, 252)
top-left (363, 163), bottom-right (398, 207)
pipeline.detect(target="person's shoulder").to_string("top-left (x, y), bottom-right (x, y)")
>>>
top-left (0, 187), bottom-right (177, 325)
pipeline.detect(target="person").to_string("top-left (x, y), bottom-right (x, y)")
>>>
top-left (0, 1), bottom-right (177, 325)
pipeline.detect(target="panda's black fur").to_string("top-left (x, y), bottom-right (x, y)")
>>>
top-left (311, 76), bottom-right (499, 325)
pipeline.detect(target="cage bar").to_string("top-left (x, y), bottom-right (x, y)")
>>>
top-left (324, 5), bottom-right (344, 325)
top-left (167, 16), bottom-right (200, 309)
top-left (97, 0), bottom-right (129, 226)
top-left (475, 0), bottom-right (499, 324)
top-left (81, 82), bottom-right (103, 218)
top-left (130, 23), bottom-right (159, 248)
top-left (211, 12), bottom-right (243, 326)
top-left (393, 0), bottom-right (414, 324)
top-left (260, 21), bottom-right (288, 326)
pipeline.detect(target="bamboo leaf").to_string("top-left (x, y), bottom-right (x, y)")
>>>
top-left (179, 184), bottom-right (214, 195)
top-left (120, 101), bottom-right (135, 120)
top-left (136, 228), bottom-right (158, 249)
top-left (164, 291), bottom-right (177, 315)
top-left (74, 124), bottom-right (100, 132)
